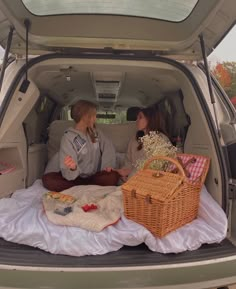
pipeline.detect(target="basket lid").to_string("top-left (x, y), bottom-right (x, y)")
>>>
top-left (122, 169), bottom-right (184, 201)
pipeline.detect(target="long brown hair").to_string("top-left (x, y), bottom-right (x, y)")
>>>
top-left (136, 106), bottom-right (168, 150)
top-left (71, 100), bottom-right (97, 143)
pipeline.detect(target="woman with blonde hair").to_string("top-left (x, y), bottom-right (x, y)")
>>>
top-left (42, 100), bottom-right (119, 191)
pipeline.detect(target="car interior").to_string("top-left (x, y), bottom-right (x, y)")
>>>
top-left (1, 1), bottom-right (236, 288)
top-left (0, 53), bottom-right (234, 268)
top-left (0, 57), bottom-right (224, 203)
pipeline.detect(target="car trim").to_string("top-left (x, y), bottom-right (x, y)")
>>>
top-left (0, 253), bottom-right (236, 271)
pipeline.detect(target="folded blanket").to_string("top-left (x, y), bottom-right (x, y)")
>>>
top-left (43, 186), bottom-right (123, 232)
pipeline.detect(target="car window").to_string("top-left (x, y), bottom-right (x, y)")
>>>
top-left (209, 25), bottom-right (236, 108)
top-left (21, 0), bottom-right (198, 22)
top-left (96, 110), bottom-right (127, 124)
top-left (63, 106), bottom-right (128, 124)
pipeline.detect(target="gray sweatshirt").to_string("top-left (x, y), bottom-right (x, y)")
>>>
top-left (59, 127), bottom-right (116, 180)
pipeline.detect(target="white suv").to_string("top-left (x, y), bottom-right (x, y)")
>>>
top-left (0, 1), bottom-right (236, 288)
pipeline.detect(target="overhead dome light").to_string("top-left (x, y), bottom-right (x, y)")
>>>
top-left (91, 72), bottom-right (125, 103)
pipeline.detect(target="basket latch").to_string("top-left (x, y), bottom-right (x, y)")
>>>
top-left (152, 172), bottom-right (163, 178)
top-left (131, 189), bottom-right (136, 198)
top-left (145, 194), bottom-right (152, 204)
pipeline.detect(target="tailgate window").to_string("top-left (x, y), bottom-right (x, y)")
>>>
top-left (22, 0), bottom-right (198, 22)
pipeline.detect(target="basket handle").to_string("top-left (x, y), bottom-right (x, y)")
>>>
top-left (143, 155), bottom-right (186, 177)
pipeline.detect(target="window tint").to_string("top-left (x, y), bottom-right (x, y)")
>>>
top-left (96, 110), bottom-right (127, 124)
top-left (22, 0), bottom-right (198, 22)
top-left (65, 107), bottom-right (127, 124)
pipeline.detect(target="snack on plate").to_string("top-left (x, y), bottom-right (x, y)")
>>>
top-left (46, 191), bottom-right (76, 204)
top-left (54, 204), bottom-right (73, 216)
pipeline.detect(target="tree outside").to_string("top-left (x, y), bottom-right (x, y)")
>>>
top-left (209, 25), bottom-right (236, 108)
top-left (211, 62), bottom-right (236, 101)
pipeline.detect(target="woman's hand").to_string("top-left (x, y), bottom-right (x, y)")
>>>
top-left (103, 167), bottom-right (114, 172)
top-left (117, 168), bottom-right (131, 177)
top-left (64, 156), bottom-right (77, 170)
top-left (103, 167), bottom-right (131, 182)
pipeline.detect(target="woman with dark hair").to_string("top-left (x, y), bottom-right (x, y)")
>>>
top-left (107, 105), bottom-right (169, 181)
top-left (42, 100), bottom-right (119, 191)
top-left (135, 106), bottom-right (168, 150)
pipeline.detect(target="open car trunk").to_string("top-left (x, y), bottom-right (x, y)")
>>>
top-left (0, 53), bottom-right (236, 289)
top-left (0, 1), bottom-right (236, 288)
top-left (0, 53), bottom-right (230, 204)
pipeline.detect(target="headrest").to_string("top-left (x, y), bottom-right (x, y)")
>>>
top-left (126, 106), bottom-right (140, 121)
top-left (47, 120), bottom-right (137, 160)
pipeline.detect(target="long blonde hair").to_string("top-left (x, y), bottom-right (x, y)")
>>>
top-left (71, 100), bottom-right (97, 143)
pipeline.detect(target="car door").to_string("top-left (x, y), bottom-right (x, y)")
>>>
top-left (0, 0), bottom-right (234, 59)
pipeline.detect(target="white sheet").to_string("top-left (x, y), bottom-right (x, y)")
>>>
top-left (0, 180), bottom-right (227, 256)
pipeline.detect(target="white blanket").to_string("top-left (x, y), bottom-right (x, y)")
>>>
top-left (0, 180), bottom-right (227, 256)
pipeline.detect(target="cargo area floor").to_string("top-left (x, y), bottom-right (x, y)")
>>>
top-left (0, 238), bottom-right (236, 268)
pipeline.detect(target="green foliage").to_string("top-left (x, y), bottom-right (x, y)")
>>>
top-left (96, 111), bottom-right (127, 124)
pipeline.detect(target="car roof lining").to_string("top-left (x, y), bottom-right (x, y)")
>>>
top-left (28, 58), bottom-right (182, 109)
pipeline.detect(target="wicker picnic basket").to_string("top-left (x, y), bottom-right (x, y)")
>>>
top-left (122, 155), bottom-right (210, 238)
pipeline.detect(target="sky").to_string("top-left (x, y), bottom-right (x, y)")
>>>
top-left (0, 46), bottom-right (4, 60)
top-left (208, 25), bottom-right (236, 64)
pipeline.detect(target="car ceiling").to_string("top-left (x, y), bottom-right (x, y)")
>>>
top-left (29, 63), bottom-right (180, 110)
